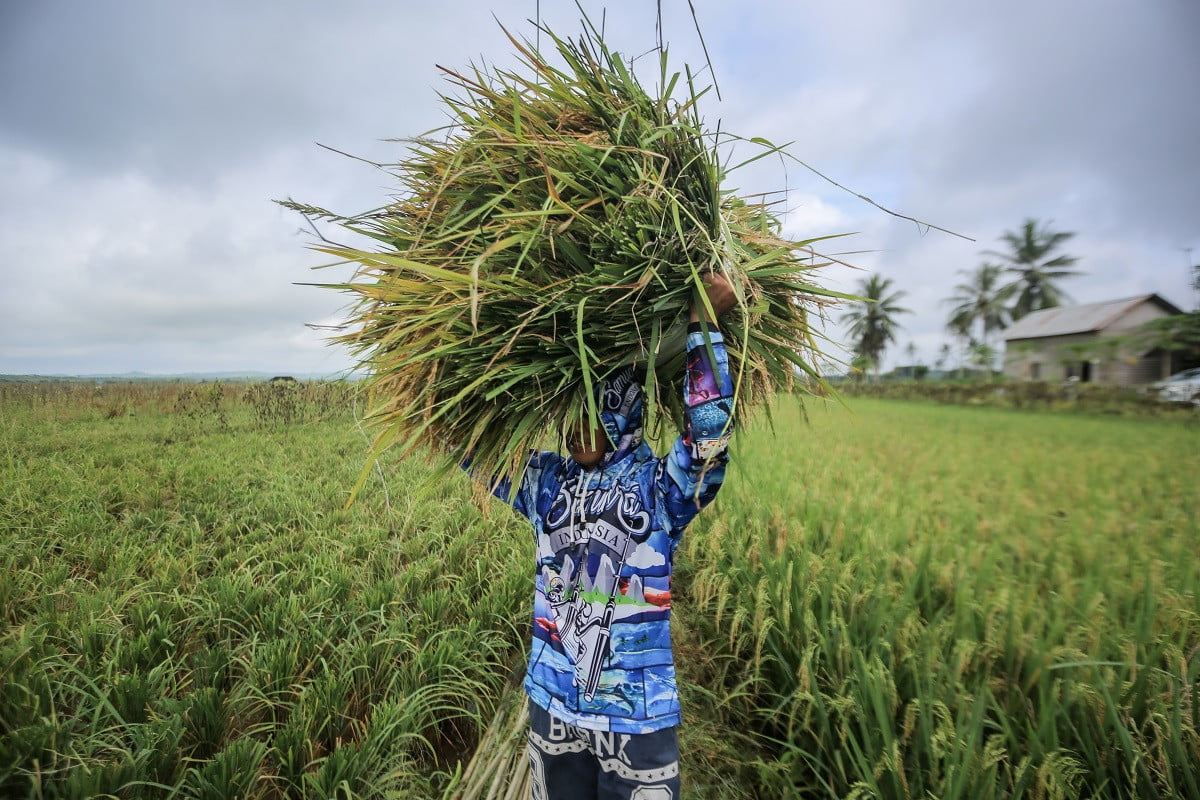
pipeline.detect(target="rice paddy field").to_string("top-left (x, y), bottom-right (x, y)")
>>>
top-left (2, 381), bottom-right (1197, 799)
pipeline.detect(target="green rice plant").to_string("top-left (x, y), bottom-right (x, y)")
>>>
top-left (188, 736), bottom-right (270, 800)
top-left (55, 758), bottom-right (140, 800)
top-left (301, 738), bottom-right (385, 800)
top-left (677, 397), bottom-right (1200, 799)
top-left (126, 717), bottom-right (187, 793)
top-left (281, 17), bottom-right (845, 489)
top-left (0, 397), bottom-right (529, 794)
top-left (268, 720), bottom-right (312, 796)
top-left (179, 687), bottom-right (236, 761)
top-left (5, 383), bottom-right (1195, 797)
top-left (245, 637), bottom-right (301, 707)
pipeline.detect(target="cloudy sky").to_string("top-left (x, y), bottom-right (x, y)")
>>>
top-left (2, 0), bottom-right (1197, 376)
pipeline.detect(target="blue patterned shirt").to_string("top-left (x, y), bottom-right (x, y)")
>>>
top-left (492, 324), bottom-right (734, 733)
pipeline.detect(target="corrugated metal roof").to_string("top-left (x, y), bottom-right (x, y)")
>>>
top-left (1002, 294), bottom-right (1174, 341)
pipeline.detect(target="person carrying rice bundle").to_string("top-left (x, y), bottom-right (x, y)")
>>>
top-left (475, 273), bottom-right (735, 798)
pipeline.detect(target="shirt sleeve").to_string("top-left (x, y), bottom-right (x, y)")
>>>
top-left (464, 450), bottom-right (561, 523)
top-left (660, 322), bottom-right (735, 535)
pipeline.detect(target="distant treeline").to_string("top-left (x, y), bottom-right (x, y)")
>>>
top-left (0, 373), bottom-right (355, 384)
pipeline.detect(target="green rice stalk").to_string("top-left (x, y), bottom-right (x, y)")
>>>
top-left (282, 19), bottom-right (848, 494)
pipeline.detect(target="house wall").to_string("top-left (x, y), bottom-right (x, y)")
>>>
top-left (1127, 349), bottom-right (1170, 384)
top-left (1096, 303), bottom-right (1177, 384)
top-left (1003, 332), bottom-right (1099, 382)
top-left (1104, 305), bottom-right (1181, 382)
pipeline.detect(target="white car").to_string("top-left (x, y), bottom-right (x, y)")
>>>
top-left (1149, 367), bottom-right (1200, 405)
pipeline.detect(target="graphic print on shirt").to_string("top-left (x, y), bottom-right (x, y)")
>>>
top-left (536, 470), bottom-right (668, 704)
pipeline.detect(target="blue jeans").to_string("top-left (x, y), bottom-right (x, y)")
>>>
top-left (526, 700), bottom-right (681, 800)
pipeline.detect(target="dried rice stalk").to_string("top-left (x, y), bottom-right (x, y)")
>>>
top-left (442, 684), bottom-right (530, 800)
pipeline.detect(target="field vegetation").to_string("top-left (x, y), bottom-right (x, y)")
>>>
top-left (679, 397), bottom-right (1198, 798)
top-left (1, 382), bottom-right (1196, 798)
top-left (835, 377), bottom-right (1199, 417)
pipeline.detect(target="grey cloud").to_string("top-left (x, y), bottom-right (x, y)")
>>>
top-left (1, 0), bottom-right (1196, 375)
top-left (0, 1), bottom-right (506, 186)
top-left (915, 1), bottom-right (1200, 234)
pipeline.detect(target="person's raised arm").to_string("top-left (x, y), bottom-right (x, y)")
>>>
top-left (661, 274), bottom-right (738, 535)
top-left (460, 448), bottom-right (561, 520)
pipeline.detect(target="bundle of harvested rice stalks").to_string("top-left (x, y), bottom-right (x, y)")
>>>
top-left (282, 18), bottom-right (844, 492)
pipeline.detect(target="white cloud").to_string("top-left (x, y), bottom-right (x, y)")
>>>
top-left (626, 542), bottom-right (666, 570)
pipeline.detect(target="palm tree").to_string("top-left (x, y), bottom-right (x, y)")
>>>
top-left (945, 312), bottom-right (973, 378)
top-left (840, 274), bottom-right (911, 377)
top-left (943, 263), bottom-right (1014, 348)
top-left (988, 218), bottom-right (1082, 320)
top-left (935, 343), bottom-right (952, 373)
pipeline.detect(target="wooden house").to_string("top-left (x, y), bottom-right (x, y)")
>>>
top-left (1001, 294), bottom-right (1185, 385)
